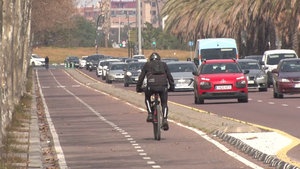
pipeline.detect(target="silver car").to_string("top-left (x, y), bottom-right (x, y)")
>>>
top-left (237, 59), bottom-right (268, 91)
top-left (106, 62), bottom-right (128, 84)
top-left (167, 61), bottom-right (197, 91)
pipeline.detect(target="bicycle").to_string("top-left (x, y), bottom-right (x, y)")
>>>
top-left (150, 91), bottom-right (163, 141)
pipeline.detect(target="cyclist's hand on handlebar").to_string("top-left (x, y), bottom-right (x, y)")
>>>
top-left (168, 86), bottom-right (175, 92)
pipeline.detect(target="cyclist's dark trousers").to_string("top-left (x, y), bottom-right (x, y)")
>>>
top-left (145, 86), bottom-right (168, 119)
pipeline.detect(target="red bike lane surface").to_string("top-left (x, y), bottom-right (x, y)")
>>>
top-left (37, 69), bottom-right (265, 169)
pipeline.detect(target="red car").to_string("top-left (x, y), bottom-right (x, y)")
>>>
top-left (272, 58), bottom-right (300, 98)
top-left (192, 59), bottom-right (249, 104)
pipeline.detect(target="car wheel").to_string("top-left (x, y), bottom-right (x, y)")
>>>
top-left (124, 83), bottom-right (129, 87)
top-left (32, 62), bottom-right (35, 67)
top-left (102, 75), bottom-right (106, 80)
top-left (97, 72), bottom-right (100, 77)
top-left (278, 93), bottom-right (283, 98)
top-left (238, 97), bottom-right (248, 103)
top-left (194, 89), bottom-right (204, 104)
top-left (86, 66), bottom-right (88, 70)
top-left (259, 88), bottom-right (268, 92)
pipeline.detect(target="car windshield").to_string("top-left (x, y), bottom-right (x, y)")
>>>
top-left (128, 63), bottom-right (145, 70)
top-left (238, 61), bottom-right (260, 70)
top-left (110, 64), bottom-right (127, 70)
top-left (32, 54), bottom-right (42, 58)
top-left (82, 57), bottom-right (87, 60)
top-left (168, 63), bottom-right (197, 73)
top-left (69, 56), bottom-right (79, 61)
top-left (280, 61), bottom-right (300, 72)
top-left (267, 54), bottom-right (297, 65)
top-left (201, 63), bottom-right (242, 74)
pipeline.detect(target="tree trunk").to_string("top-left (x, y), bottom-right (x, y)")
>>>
top-left (155, 0), bottom-right (161, 28)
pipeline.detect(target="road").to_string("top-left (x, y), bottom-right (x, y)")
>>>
top-left (76, 66), bottom-right (300, 163)
top-left (36, 67), bottom-right (271, 169)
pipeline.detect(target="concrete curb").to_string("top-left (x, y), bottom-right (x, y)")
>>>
top-left (213, 130), bottom-right (300, 169)
top-left (28, 75), bottom-right (43, 169)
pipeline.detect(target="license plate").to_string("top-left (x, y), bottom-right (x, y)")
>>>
top-left (135, 78), bottom-right (138, 81)
top-left (295, 84), bottom-right (300, 88)
top-left (175, 83), bottom-right (188, 87)
top-left (248, 80), bottom-right (254, 84)
top-left (215, 85), bottom-right (232, 90)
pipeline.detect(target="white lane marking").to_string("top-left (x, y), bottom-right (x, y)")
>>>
top-left (257, 100), bottom-right (262, 102)
top-left (57, 86), bottom-right (65, 88)
top-left (132, 144), bottom-right (139, 146)
top-left (297, 107), bottom-right (300, 109)
top-left (140, 153), bottom-right (147, 156)
top-left (125, 135), bottom-right (131, 138)
top-left (143, 157), bottom-right (151, 160)
top-left (122, 132), bottom-right (128, 134)
top-left (135, 146), bottom-right (141, 149)
top-left (147, 161), bottom-right (155, 164)
top-left (137, 149), bottom-right (144, 152)
top-left (152, 165), bottom-right (161, 168)
top-left (42, 86), bottom-right (50, 88)
top-left (127, 138), bottom-right (133, 140)
top-left (36, 71), bottom-right (68, 168)
top-left (171, 119), bottom-right (264, 169)
top-left (268, 102), bottom-right (274, 104)
top-left (130, 141), bottom-right (136, 144)
top-left (282, 104), bottom-right (288, 107)
top-left (72, 85), bottom-right (80, 87)
top-left (248, 98), bottom-right (252, 101)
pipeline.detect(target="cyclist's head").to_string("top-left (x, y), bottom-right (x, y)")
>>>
top-left (149, 52), bottom-right (161, 61)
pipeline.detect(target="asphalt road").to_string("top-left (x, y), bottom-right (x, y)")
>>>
top-left (36, 67), bottom-right (270, 169)
top-left (75, 66), bottom-right (300, 163)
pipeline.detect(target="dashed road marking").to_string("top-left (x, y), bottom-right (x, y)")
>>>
top-left (147, 161), bottom-right (155, 164)
top-left (143, 157), bottom-right (151, 160)
top-left (257, 100), bottom-right (262, 102)
top-left (282, 104), bottom-right (288, 107)
top-left (268, 102), bottom-right (275, 104)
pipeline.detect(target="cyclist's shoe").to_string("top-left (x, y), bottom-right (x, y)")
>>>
top-left (162, 118), bottom-right (169, 131)
top-left (146, 114), bottom-right (153, 122)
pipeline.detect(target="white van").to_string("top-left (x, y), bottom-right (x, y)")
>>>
top-left (262, 49), bottom-right (298, 87)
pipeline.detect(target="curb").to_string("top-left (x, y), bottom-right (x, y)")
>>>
top-left (28, 75), bottom-right (43, 169)
top-left (213, 130), bottom-right (300, 169)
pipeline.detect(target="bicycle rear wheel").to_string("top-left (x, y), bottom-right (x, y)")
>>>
top-left (152, 105), bottom-right (161, 141)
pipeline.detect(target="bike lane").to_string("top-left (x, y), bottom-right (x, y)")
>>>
top-left (37, 69), bottom-right (268, 169)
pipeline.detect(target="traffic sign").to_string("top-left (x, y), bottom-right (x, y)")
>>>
top-left (122, 40), bottom-right (126, 47)
top-left (189, 41), bottom-right (194, 47)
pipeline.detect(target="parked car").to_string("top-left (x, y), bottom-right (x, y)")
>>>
top-left (272, 58), bottom-right (300, 98)
top-left (237, 59), bottom-right (268, 92)
top-left (161, 58), bottom-right (179, 63)
top-left (101, 60), bottom-right (120, 80)
top-left (97, 59), bottom-right (120, 77)
top-left (262, 49), bottom-right (298, 87)
top-left (106, 62), bottom-right (128, 84)
top-left (65, 56), bottom-right (80, 68)
top-left (167, 61), bottom-right (197, 91)
top-left (244, 55), bottom-right (263, 62)
top-left (86, 54), bottom-right (105, 71)
top-left (30, 54), bottom-right (45, 66)
top-left (132, 55), bottom-right (147, 62)
top-left (123, 62), bottom-right (146, 87)
top-left (79, 56), bottom-right (88, 69)
top-left (192, 59), bottom-right (249, 104)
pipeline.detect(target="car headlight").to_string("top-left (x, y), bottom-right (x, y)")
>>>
top-left (279, 78), bottom-right (290, 82)
top-left (199, 81), bottom-right (211, 90)
top-left (257, 74), bottom-right (266, 79)
top-left (200, 81), bottom-right (210, 86)
top-left (110, 73), bottom-right (116, 76)
top-left (235, 80), bottom-right (246, 88)
top-left (126, 72), bottom-right (132, 76)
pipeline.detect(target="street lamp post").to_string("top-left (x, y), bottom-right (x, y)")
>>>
top-left (137, 0), bottom-right (142, 55)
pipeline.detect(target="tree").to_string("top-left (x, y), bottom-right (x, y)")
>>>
top-left (102, 0), bottom-right (111, 48)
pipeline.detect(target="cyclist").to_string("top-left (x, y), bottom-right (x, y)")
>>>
top-left (136, 52), bottom-right (175, 131)
top-left (45, 56), bottom-right (49, 69)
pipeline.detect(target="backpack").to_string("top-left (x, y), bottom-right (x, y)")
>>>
top-left (147, 61), bottom-right (168, 87)
top-left (150, 60), bottom-right (165, 74)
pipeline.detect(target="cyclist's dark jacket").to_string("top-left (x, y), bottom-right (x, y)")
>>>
top-left (137, 61), bottom-right (175, 89)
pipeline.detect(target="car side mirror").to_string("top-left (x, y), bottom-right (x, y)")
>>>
top-left (271, 69), bottom-right (278, 73)
top-left (123, 68), bottom-right (127, 71)
top-left (192, 71), bottom-right (199, 76)
top-left (259, 61), bottom-right (265, 65)
top-left (243, 70), bottom-right (250, 74)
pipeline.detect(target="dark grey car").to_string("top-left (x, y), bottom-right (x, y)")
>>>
top-left (65, 56), bottom-right (80, 68)
top-left (237, 59), bottom-right (268, 91)
top-left (123, 62), bottom-right (146, 87)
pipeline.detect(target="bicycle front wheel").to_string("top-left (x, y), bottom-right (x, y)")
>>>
top-left (154, 105), bottom-right (161, 141)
